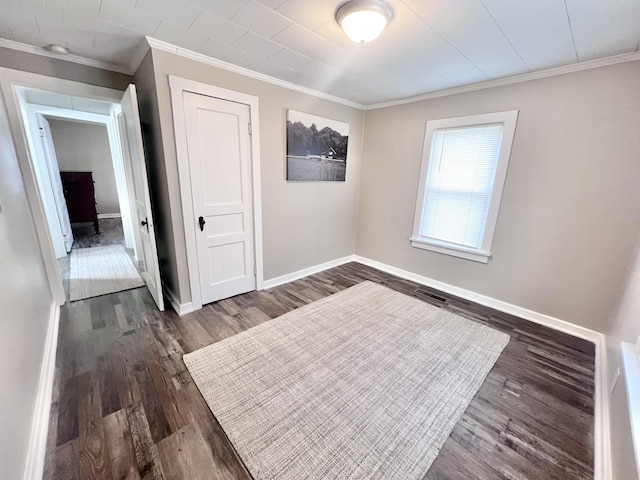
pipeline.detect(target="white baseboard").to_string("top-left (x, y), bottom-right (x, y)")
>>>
top-left (97, 213), bottom-right (121, 219)
top-left (163, 284), bottom-right (195, 316)
top-left (354, 255), bottom-right (601, 342)
top-left (23, 301), bottom-right (61, 480)
top-left (353, 254), bottom-right (610, 480)
top-left (263, 255), bottom-right (356, 289)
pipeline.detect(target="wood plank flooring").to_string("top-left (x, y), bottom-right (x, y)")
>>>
top-left (44, 263), bottom-right (595, 479)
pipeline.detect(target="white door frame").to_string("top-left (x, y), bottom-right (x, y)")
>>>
top-left (0, 67), bottom-right (124, 305)
top-left (168, 75), bottom-right (264, 311)
top-left (24, 103), bottom-right (140, 261)
top-left (35, 113), bottom-right (74, 254)
top-left (20, 105), bottom-right (68, 258)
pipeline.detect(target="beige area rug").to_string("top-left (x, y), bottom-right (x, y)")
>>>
top-left (69, 244), bottom-right (144, 301)
top-left (184, 281), bottom-right (510, 480)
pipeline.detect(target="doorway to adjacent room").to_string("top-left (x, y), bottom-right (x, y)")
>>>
top-left (12, 82), bottom-right (164, 310)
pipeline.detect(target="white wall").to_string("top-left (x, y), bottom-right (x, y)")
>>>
top-left (606, 240), bottom-right (640, 479)
top-left (0, 81), bottom-right (56, 479)
top-left (135, 49), bottom-right (365, 305)
top-left (48, 118), bottom-right (120, 215)
top-left (357, 60), bottom-right (640, 333)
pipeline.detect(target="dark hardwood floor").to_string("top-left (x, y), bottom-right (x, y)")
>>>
top-left (44, 259), bottom-right (595, 479)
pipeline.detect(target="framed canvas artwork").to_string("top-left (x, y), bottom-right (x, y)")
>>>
top-left (286, 110), bottom-right (349, 182)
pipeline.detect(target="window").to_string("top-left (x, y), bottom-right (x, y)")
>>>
top-left (411, 110), bottom-right (518, 263)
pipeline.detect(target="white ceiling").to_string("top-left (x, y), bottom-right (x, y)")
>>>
top-left (2, 0), bottom-right (640, 105)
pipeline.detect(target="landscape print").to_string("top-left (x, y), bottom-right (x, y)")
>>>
top-left (286, 110), bottom-right (349, 182)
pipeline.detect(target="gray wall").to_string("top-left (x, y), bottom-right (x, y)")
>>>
top-left (134, 51), bottom-right (177, 298)
top-left (0, 47), bottom-right (132, 90)
top-left (136, 48), bottom-right (364, 304)
top-left (48, 119), bottom-right (120, 215)
top-left (0, 80), bottom-right (54, 479)
top-left (358, 63), bottom-right (640, 479)
top-left (357, 60), bottom-right (640, 333)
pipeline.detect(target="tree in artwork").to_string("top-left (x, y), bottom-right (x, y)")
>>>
top-left (287, 121), bottom-right (349, 159)
top-left (286, 110), bottom-right (350, 182)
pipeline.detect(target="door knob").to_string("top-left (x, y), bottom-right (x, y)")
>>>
top-left (199, 216), bottom-right (206, 232)
top-left (141, 218), bottom-right (148, 229)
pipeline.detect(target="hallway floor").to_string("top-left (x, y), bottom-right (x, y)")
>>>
top-left (44, 263), bottom-right (596, 479)
top-left (71, 218), bottom-right (125, 249)
top-left (57, 218), bottom-right (135, 295)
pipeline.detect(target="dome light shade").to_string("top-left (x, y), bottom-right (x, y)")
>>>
top-left (336, 0), bottom-right (393, 43)
top-left (46, 44), bottom-right (69, 55)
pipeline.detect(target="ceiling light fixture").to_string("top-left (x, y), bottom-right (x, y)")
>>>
top-left (46, 44), bottom-right (69, 55)
top-left (336, 0), bottom-right (393, 44)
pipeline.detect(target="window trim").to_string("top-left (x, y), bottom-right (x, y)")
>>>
top-left (410, 110), bottom-right (519, 263)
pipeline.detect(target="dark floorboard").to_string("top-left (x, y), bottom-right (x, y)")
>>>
top-left (45, 225), bottom-right (595, 479)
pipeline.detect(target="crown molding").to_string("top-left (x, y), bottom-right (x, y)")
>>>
top-left (128, 39), bottom-right (151, 74)
top-left (0, 37), bottom-right (132, 75)
top-left (145, 37), bottom-right (366, 110)
top-left (3, 35), bottom-right (638, 110)
top-left (366, 51), bottom-right (640, 110)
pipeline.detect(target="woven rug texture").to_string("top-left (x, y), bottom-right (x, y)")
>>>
top-left (184, 281), bottom-right (509, 480)
top-left (69, 244), bottom-right (144, 301)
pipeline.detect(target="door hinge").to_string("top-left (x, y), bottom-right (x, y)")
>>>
top-left (248, 122), bottom-right (252, 135)
top-left (253, 264), bottom-right (257, 275)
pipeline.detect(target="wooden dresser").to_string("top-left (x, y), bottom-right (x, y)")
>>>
top-left (60, 171), bottom-right (99, 234)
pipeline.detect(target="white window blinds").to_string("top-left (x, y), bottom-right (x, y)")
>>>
top-left (419, 124), bottom-right (504, 249)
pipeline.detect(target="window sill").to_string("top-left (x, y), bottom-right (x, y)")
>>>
top-left (409, 237), bottom-right (491, 263)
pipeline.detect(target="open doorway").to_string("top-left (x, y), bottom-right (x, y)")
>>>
top-left (14, 84), bottom-right (164, 310)
top-left (48, 118), bottom-right (123, 247)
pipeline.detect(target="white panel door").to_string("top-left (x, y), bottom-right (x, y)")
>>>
top-left (36, 114), bottom-right (73, 252)
top-left (119, 84), bottom-right (164, 311)
top-left (183, 92), bottom-right (255, 305)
